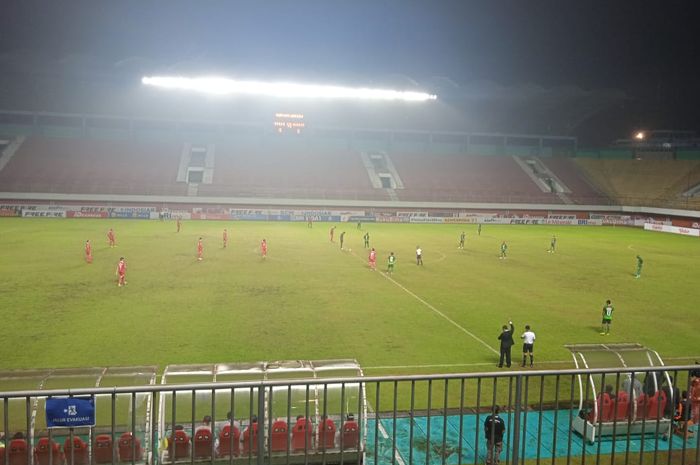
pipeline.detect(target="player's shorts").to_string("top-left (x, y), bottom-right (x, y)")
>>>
top-left (388, 264), bottom-right (394, 269)
top-left (523, 343), bottom-right (534, 353)
top-left (602, 318), bottom-right (612, 325)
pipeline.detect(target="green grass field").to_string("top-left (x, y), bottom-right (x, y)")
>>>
top-left (0, 218), bottom-right (698, 376)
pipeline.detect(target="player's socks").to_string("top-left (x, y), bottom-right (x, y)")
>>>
top-left (530, 356), bottom-right (533, 366)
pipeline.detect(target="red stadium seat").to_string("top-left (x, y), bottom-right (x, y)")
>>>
top-left (93, 435), bottom-right (114, 464)
top-left (63, 437), bottom-right (89, 465)
top-left (291, 418), bottom-right (313, 451)
top-left (193, 428), bottom-right (212, 458)
top-left (117, 432), bottom-right (142, 462)
top-left (317, 417), bottom-right (336, 450)
top-left (640, 390), bottom-right (667, 420)
top-left (341, 421), bottom-right (359, 450)
top-left (270, 420), bottom-right (288, 453)
top-left (587, 392), bottom-right (613, 423)
top-left (242, 423), bottom-right (258, 456)
top-left (8, 438), bottom-right (29, 465)
top-left (614, 391), bottom-right (630, 421)
top-left (34, 438), bottom-right (64, 465)
top-left (217, 424), bottom-right (240, 457)
top-left (168, 430), bottom-right (190, 459)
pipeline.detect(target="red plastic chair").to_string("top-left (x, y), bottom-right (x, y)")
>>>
top-left (291, 418), bottom-right (313, 451)
top-left (169, 430), bottom-right (190, 460)
top-left (341, 420), bottom-right (360, 449)
top-left (242, 423), bottom-right (258, 456)
top-left (34, 438), bottom-right (64, 465)
top-left (193, 428), bottom-right (212, 458)
top-left (317, 417), bottom-right (336, 450)
top-left (217, 424), bottom-right (240, 457)
top-left (614, 391), bottom-right (630, 421)
top-left (117, 433), bottom-right (142, 462)
top-left (63, 437), bottom-right (89, 465)
top-left (8, 438), bottom-right (29, 465)
top-left (93, 435), bottom-right (114, 464)
top-left (270, 420), bottom-right (289, 453)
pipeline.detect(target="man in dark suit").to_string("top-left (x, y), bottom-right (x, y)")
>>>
top-left (498, 321), bottom-right (515, 368)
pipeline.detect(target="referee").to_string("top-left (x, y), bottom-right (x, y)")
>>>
top-left (521, 325), bottom-right (536, 367)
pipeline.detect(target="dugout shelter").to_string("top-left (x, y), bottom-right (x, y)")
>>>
top-left (158, 360), bottom-right (365, 464)
top-left (566, 343), bottom-right (673, 444)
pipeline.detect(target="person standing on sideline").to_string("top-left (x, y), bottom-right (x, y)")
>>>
top-left (368, 248), bottom-right (377, 270)
top-left (329, 226), bottom-right (336, 242)
top-left (498, 321), bottom-right (515, 368)
top-left (499, 241), bottom-right (508, 259)
top-left (416, 246), bottom-right (423, 265)
top-left (307, 217), bottom-right (313, 228)
top-left (363, 232), bottom-right (370, 248)
top-left (600, 300), bottom-right (614, 335)
top-left (478, 224), bottom-right (482, 236)
top-left (484, 406), bottom-right (505, 465)
top-left (85, 240), bottom-right (93, 264)
top-left (548, 235), bottom-right (556, 253)
top-left (197, 237), bottom-right (204, 261)
top-left (223, 229), bottom-right (228, 248)
top-left (357, 222), bottom-right (361, 230)
top-left (340, 231), bottom-right (346, 250)
top-left (116, 257), bottom-right (127, 287)
top-left (107, 228), bottom-right (116, 247)
top-left (521, 325), bottom-right (536, 367)
top-left (387, 252), bottom-right (396, 274)
top-left (261, 239), bottom-right (268, 258)
top-left (176, 217), bottom-right (181, 233)
top-left (459, 231), bottom-right (465, 249)
top-left (635, 255), bottom-right (643, 278)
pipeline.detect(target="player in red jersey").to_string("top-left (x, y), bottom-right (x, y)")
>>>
top-left (368, 247), bottom-right (377, 270)
top-left (85, 240), bottom-right (93, 264)
top-left (223, 229), bottom-right (228, 248)
top-left (176, 217), bottom-right (181, 233)
top-left (116, 257), bottom-right (126, 287)
top-left (107, 228), bottom-right (116, 247)
top-left (197, 237), bottom-right (204, 261)
top-left (261, 239), bottom-right (267, 258)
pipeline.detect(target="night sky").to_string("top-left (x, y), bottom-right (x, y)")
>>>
top-left (1, 0), bottom-right (698, 136)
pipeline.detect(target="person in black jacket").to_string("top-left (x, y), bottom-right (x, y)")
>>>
top-left (498, 321), bottom-right (515, 368)
top-left (484, 405), bottom-right (506, 465)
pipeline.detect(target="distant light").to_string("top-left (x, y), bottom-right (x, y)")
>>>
top-left (634, 131), bottom-right (645, 140)
top-left (141, 76), bottom-right (437, 102)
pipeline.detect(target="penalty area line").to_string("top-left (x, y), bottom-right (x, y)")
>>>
top-left (380, 272), bottom-right (500, 356)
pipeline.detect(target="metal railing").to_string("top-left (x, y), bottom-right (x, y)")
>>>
top-left (1, 365), bottom-right (698, 465)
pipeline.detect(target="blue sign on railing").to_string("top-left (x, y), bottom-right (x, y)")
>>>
top-left (46, 396), bottom-right (95, 428)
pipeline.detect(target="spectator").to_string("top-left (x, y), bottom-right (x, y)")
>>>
top-left (484, 406), bottom-right (505, 465)
top-left (622, 375), bottom-right (643, 398)
top-left (661, 377), bottom-right (680, 419)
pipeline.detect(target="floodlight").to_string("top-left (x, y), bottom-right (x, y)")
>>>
top-left (634, 131), bottom-right (645, 140)
top-left (141, 76), bottom-right (437, 102)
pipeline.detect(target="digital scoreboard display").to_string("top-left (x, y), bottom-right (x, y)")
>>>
top-left (274, 113), bottom-right (305, 135)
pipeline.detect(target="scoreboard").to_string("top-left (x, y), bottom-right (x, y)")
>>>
top-left (274, 113), bottom-right (305, 135)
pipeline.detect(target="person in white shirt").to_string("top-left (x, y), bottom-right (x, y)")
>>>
top-left (415, 246), bottom-right (423, 266)
top-left (521, 325), bottom-right (536, 367)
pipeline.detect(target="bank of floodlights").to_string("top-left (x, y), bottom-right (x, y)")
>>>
top-left (142, 76), bottom-right (437, 102)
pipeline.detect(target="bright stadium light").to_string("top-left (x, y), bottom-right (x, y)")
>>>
top-left (634, 131), bottom-right (645, 140)
top-left (141, 76), bottom-right (437, 102)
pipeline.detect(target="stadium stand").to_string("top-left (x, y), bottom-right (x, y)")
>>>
top-left (0, 136), bottom-right (185, 196)
top-left (390, 152), bottom-right (561, 203)
top-left (198, 145), bottom-right (387, 201)
top-left (538, 156), bottom-right (608, 204)
top-left (575, 158), bottom-right (700, 208)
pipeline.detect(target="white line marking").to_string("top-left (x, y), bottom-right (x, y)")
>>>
top-left (380, 272), bottom-right (500, 356)
top-left (365, 360), bottom-right (573, 370)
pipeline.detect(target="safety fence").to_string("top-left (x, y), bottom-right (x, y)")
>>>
top-left (1, 365), bottom-right (699, 465)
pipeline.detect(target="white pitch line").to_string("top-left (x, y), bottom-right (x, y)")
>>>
top-left (380, 272), bottom-right (500, 356)
top-left (365, 360), bottom-right (573, 370)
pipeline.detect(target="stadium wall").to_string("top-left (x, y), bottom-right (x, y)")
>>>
top-left (2, 193), bottom-right (699, 227)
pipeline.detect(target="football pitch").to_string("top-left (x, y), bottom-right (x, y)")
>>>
top-left (0, 218), bottom-right (698, 375)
